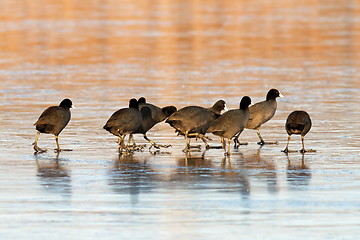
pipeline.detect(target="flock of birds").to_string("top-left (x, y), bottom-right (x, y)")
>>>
top-left (32, 89), bottom-right (314, 155)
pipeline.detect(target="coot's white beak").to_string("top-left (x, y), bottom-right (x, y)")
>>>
top-left (279, 93), bottom-right (284, 98)
top-left (72, 105), bottom-right (75, 109)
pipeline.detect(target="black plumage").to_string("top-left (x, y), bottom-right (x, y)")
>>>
top-left (33, 98), bottom-right (73, 153)
top-left (136, 97), bottom-right (177, 149)
top-left (283, 110), bottom-right (314, 153)
top-left (234, 88), bottom-right (283, 147)
top-left (166, 100), bottom-right (226, 150)
top-left (103, 98), bottom-right (142, 150)
top-left (207, 96), bottom-right (251, 155)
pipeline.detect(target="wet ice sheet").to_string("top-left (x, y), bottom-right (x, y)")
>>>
top-left (2, 149), bottom-right (360, 239)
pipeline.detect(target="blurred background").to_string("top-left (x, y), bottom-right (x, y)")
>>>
top-left (1, 0), bottom-right (359, 103)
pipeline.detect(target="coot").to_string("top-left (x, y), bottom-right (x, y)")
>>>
top-left (136, 97), bottom-right (177, 149)
top-left (166, 100), bottom-right (227, 151)
top-left (207, 96), bottom-right (251, 155)
top-left (103, 98), bottom-right (142, 151)
top-left (33, 98), bottom-right (73, 153)
top-left (282, 110), bottom-right (314, 153)
top-left (234, 88), bottom-right (283, 147)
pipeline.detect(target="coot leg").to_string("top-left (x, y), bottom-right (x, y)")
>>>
top-left (299, 136), bottom-right (316, 153)
top-left (127, 134), bottom-right (133, 147)
top-left (187, 133), bottom-right (211, 141)
top-left (234, 136), bottom-right (240, 148)
top-left (233, 132), bottom-right (249, 148)
top-left (143, 134), bottom-right (171, 149)
top-left (185, 132), bottom-right (205, 150)
top-left (282, 135), bottom-right (291, 153)
top-left (126, 134), bottom-right (146, 151)
top-left (282, 135), bottom-right (297, 153)
top-left (118, 134), bottom-right (126, 152)
top-left (54, 135), bottom-right (72, 152)
top-left (183, 134), bottom-right (191, 152)
top-left (33, 131), bottom-right (47, 153)
top-left (257, 129), bottom-right (278, 145)
top-left (300, 136), bottom-right (306, 153)
top-left (224, 138), bottom-right (231, 155)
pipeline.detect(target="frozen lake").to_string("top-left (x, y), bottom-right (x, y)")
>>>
top-left (1, 0), bottom-right (360, 239)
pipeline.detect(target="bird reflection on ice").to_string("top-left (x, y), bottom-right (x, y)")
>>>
top-left (35, 152), bottom-right (72, 199)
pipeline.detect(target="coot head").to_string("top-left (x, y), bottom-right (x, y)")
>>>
top-left (266, 89), bottom-right (283, 100)
top-left (129, 98), bottom-right (139, 109)
top-left (240, 96), bottom-right (251, 110)
top-left (138, 97), bottom-right (146, 104)
top-left (211, 100), bottom-right (227, 115)
top-left (162, 106), bottom-right (177, 117)
top-left (59, 99), bottom-right (73, 108)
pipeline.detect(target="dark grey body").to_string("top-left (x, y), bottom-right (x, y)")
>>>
top-left (283, 110), bottom-right (313, 153)
top-left (136, 99), bottom-right (177, 149)
top-left (234, 89), bottom-right (282, 146)
top-left (286, 111), bottom-right (312, 136)
top-left (135, 106), bottom-right (157, 134)
top-left (166, 100), bottom-right (225, 135)
top-left (33, 98), bottom-right (73, 153)
top-left (103, 108), bottom-right (142, 136)
top-left (35, 105), bottom-right (71, 136)
top-left (208, 96), bottom-right (251, 155)
top-left (207, 108), bottom-right (250, 139)
top-left (166, 106), bottom-right (219, 135)
top-left (246, 99), bottom-right (277, 130)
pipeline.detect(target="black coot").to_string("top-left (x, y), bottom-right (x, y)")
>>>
top-left (33, 98), bottom-right (73, 153)
top-left (234, 88), bottom-right (283, 147)
top-left (136, 97), bottom-right (177, 149)
top-left (166, 100), bottom-right (227, 151)
top-left (207, 96), bottom-right (251, 155)
top-left (282, 110), bottom-right (314, 153)
top-left (103, 98), bottom-right (142, 151)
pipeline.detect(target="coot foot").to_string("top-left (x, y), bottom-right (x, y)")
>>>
top-left (54, 148), bottom-right (72, 153)
top-left (282, 148), bottom-right (297, 153)
top-left (150, 143), bottom-right (171, 149)
top-left (33, 143), bottom-right (47, 153)
top-left (300, 149), bottom-right (316, 153)
top-left (206, 145), bottom-right (224, 149)
top-left (234, 141), bottom-right (248, 149)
